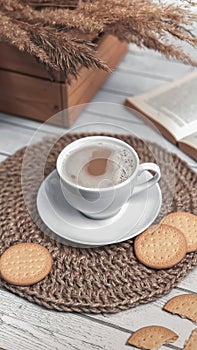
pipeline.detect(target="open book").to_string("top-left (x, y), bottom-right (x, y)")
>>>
top-left (125, 70), bottom-right (197, 161)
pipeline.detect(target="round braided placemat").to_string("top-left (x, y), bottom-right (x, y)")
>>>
top-left (0, 133), bottom-right (196, 313)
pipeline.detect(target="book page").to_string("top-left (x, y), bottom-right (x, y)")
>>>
top-left (126, 70), bottom-right (197, 141)
top-left (178, 132), bottom-right (197, 160)
top-left (179, 132), bottom-right (197, 146)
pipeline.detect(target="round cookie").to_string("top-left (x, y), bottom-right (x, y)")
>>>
top-left (0, 243), bottom-right (52, 286)
top-left (134, 224), bottom-right (187, 269)
top-left (127, 325), bottom-right (178, 349)
top-left (163, 294), bottom-right (197, 324)
top-left (184, 328), bottom-right (197, 350)
top-left (161, 212), bottom-right (197, 253)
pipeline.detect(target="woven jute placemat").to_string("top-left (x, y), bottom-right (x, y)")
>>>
top-left (0, 133), bottom-right (196, 313)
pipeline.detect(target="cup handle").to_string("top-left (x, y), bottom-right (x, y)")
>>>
top-left (132, 163), bottom-right (161, 195)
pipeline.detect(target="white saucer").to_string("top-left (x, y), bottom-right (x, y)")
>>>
top-left (37, 170), bottom-right (162, 247)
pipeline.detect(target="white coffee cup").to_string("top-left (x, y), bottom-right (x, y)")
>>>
top-left (56, 136), bottom-right (160, 219)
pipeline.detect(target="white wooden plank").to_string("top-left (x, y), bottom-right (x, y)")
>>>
top-left (0, 122), bottom-right (43, 154)
top-left (91, 289), bottom-right (196, 350)
top-left (0, 122), bottom-right (62, 154)
top-left (0, 289), bottom-right (170, 350)
top-left (73, 110), bottom-right (144, 134)
top-left (0, 103), bottom-right (143, 130)
top-left (178, 268), bottom-right (197, 292)
top-left (101, 70), bottom-right (165, 95)
top-left (84, 103), bottom-right (143, 124)
top-left (85, 91), bottom-right (144, 124)
top-left (0, 112), bottom-right (66, 135)
top-left (129, 43), bottom-right (170, 60)
top-left (118, 52), bottom-right (193, 80)
top-left (128, 33), bottom-right (197, 63)
top-left (0, 154), bottom-right (7, 162)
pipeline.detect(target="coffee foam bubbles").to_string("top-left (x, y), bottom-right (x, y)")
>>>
top-left (62, 141), bottom-right (135, 188)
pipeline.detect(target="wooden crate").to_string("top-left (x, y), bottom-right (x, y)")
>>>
top-left (0, 35), bottom-right (128, 126)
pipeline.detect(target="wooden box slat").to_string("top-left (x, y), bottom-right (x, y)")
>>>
top-left (0, 35), bottom-right (128, 126)
top-left (0, 42), bottom-right (62, 81)
top-left (65, 35), bottom-right (128, 126)
top-left (0, 70), bottom-right (62, 121)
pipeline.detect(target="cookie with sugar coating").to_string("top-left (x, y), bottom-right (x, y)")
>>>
top-left (184, 328), bottom-right (197, 350)
top-left (134, 224), bottom-right (187, 269)
top-left (161, 212), bottom-right (197, 253)
top-left (0, 243), bottom-right (52, 286)
top-left (163, 294), bottom-right (197, 324)
top-left (126, 325), bottom-right (178, 349)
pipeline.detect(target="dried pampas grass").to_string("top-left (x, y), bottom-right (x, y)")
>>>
top-left (0, 0), bottom-right (196, 79)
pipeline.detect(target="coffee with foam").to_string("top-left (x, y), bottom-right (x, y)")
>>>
top-left (62, 140), bottom-right (135, 188)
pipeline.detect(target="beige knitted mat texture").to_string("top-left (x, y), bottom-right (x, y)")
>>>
top-left (0, 133), bottom-right (196, 313)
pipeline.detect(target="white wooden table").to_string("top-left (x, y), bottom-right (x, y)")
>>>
top-left (0, 44), bottom-right (196, 350)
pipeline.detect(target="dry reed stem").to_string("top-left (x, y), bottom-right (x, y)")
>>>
top-left (0, 0), bottom-right (196, 78)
